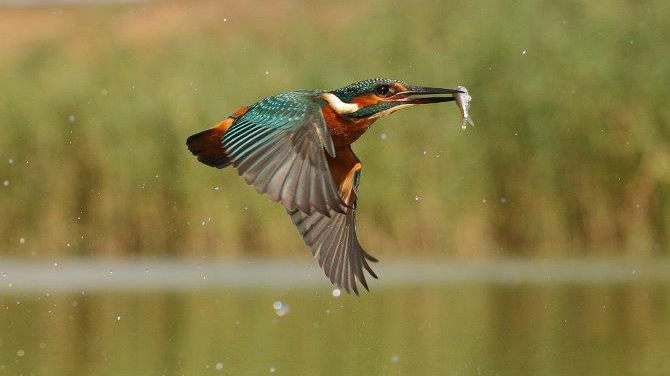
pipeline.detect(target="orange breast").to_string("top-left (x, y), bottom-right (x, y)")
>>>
top-left (327, 146), bottom-right (362, 205)
top-left (321, 105), bottom-right (376, 147)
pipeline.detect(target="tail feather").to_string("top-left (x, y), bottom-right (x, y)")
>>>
top-left (186, 120), bottom-right (232, 169)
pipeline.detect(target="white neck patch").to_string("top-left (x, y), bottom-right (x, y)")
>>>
top-left (320, 93), bottom-right (359, 114)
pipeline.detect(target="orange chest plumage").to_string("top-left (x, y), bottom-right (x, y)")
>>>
top-left (320, 105), bottom-right (377, 147)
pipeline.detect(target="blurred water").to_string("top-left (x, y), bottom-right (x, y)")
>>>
top-left (1, 259), bottom-right (669, 292)
top-left (0, 259), bottom-right (669, 376)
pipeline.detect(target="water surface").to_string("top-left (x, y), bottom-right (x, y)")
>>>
top-left (0, 260), bottom-right (669, 376)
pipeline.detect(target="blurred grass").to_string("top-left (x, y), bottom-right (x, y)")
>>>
top-left (0, 0), bottom-right (669, 258)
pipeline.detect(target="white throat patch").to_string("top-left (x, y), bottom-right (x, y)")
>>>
top-left (320, 93), bottom-right (360, 114)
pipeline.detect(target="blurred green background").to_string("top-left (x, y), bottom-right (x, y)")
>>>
top-left (1, 2), bottom-right (670, 376)
top-left (1, 0), bottom-right (668, 259)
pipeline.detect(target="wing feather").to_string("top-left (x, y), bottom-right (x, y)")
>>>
top-left (287, 147), bottom-right (377, 294)
top-left (191, 92), bottom-right (376, 292)
top-left (223, 92), bottom-right (346, 216)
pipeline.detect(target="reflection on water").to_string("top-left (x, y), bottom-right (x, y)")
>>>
top-left (1, 282), bottom-right (669, 376)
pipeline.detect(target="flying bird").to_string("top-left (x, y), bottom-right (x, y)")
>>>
top-left (186, 78), bottom-right (462, 294)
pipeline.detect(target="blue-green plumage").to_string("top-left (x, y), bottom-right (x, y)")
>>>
top-left (222, 90), bottom-right (343, 216)
top-left (331, 78), bottom-right (405, 102)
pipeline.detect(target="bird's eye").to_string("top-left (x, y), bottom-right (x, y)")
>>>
top-left (375, 85), bottom-right (392, 96)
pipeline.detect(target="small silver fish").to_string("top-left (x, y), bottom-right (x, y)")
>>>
top-left (454, 85), bottom-right (474, 130)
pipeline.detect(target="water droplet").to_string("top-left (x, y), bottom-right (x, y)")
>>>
top-left (332, 288), bottom-right (341, 297)
top-left (273, 301), bottom-right (290, 316)
top-left (215, 363), bottom-right (224, 371)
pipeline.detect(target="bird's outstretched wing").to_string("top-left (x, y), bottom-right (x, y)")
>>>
top-left (288, 147), bottom-right (377, 294)
top-left (223, 91), bottom-right (347, 216)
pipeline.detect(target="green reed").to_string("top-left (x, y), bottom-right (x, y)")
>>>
top-left (0, 0), bottom-right (668, 257)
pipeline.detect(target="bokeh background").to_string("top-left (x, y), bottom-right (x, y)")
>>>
top-left (1, 0), bottom-right (669, 259)
top-left (1, 1), bottom-right (670, 376)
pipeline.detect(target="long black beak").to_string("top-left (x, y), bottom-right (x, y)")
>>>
top-left (391, 86), bottom-right (463, 104)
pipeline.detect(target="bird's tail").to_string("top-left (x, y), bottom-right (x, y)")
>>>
top-left (186, 119), bottom-right (233, 169)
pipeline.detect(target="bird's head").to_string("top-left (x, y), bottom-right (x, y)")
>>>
top-left (320, 78), bottom-right (462, 120)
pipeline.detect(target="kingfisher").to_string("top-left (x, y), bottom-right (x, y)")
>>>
top-left (186, 78), bottom-right (462, 294)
